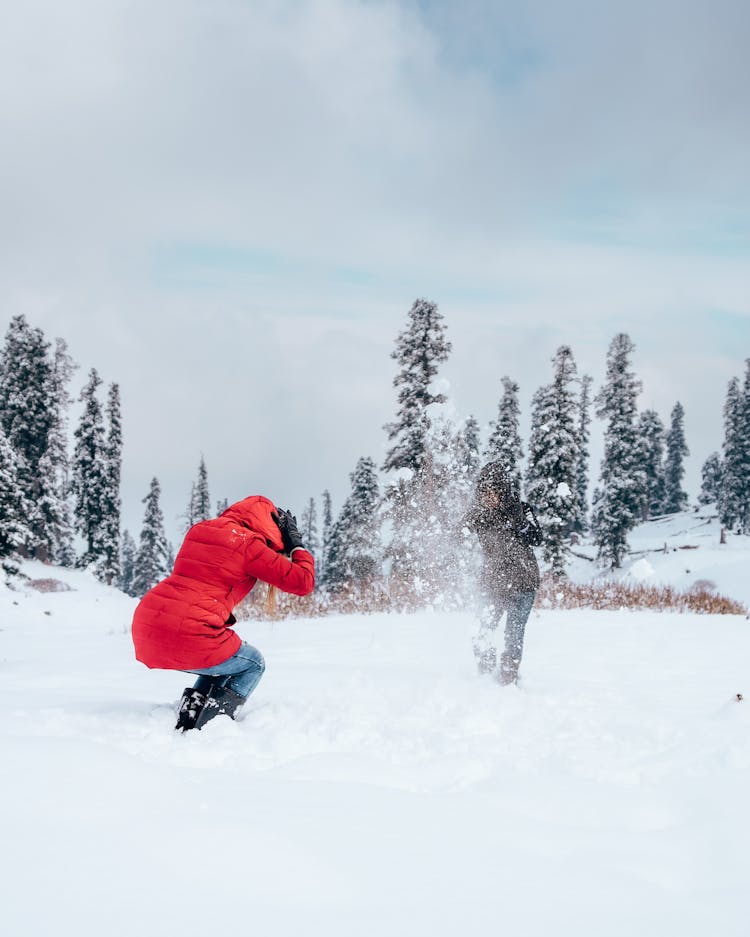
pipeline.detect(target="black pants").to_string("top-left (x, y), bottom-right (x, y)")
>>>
top-left (473, 590), bottom-right (536, 681)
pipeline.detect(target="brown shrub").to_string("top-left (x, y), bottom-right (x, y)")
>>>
top-left (238, 576), bottom-right (747, 621)
top-left (27, 578), bottom-right (73, 594)
top-left (535, 577), bottom-right (746, 616)
top-left (237, 580), bottom-right (396, 621)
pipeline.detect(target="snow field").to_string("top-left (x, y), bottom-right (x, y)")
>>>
top-left (569, 508), bottom-right (750, 607)
top-left (1, 562), bottom-right (749, 936)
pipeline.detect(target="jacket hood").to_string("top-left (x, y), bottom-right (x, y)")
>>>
top-left (476, 461), bottom-right (513, 500)
top-left (221, 495), bottom-right (284, 552)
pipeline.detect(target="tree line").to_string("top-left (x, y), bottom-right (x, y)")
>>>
top-left (293, 301), bottom-right (749, 600)
top-left (0, 316), bottom-right (155, 590)
top-left (1, 306), bottom-right (748, 602)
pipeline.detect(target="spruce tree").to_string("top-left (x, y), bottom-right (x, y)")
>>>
top-left (382, 298), bottom-right (451, 583)
top-left (420, 414), bottom-right (481, 602)
top-left (741, 360), bottom-right (750, 531)
top-left (383, 298), bottom-right (452, 476)
top-left (698, 452), bottom-right (723, 506)
top-left (193, 456), bottom-right (211, 521)
top-left (0, 315), bottom-right (54, 483)
top-left (461, 415), bottom-right (482, 480)
top-left (485, 377), bottom-right (523, 494)
top-left (118, 529), bottom-right (137, 596)
top-left (132, 477), bottom-right (170, 596)
top-left (718, 363), bottom-right (750, 532)
top-left (184, 457), bottom-right (211, 530)
top-left (573, 374), bottom-right (593, 533)
top-left (72, 369), bottom-right (109, 569)
top-left (718, 377), bottom-right (742, 529)
top-left (96, 383), bottom-right (123, 584)
top-left (525, 346), bottom-right (580, 577)
top-left (0, 426), bottom-right (30, 576)
top-left (591, 334), bottom-right (645, 568)
top-left (0, 315), bottom-right (58, 558)
top-left (299, 497), bottom-right (320, 563)
top-left (451, 415), bottom-right (482, 510)
top-left (184, 483), bottom-right (196, 529)
top-left (36, 337), bottom-right (76, 564)
top-left (636, 409), bottom-right (666, 519)
top-left (662, 402), bottom-right (689, 514)
top-left (216, 497), bottom-right (229, 515)
top-left (324, 458), bottom-right (382, 593)
top-left (320, 489), bottom-right (332, 581)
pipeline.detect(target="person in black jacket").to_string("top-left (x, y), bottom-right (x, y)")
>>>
top-left (464, 461), bottom-right (543, 685)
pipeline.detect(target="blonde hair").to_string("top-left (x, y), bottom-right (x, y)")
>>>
top-left (265, 584), bottom-right (278, 618)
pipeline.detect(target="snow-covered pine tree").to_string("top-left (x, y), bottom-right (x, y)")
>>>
top-left (461, 415), bottom-right (481, 480)
top-left (36, 337), bottom-right (76, 565)
top-left (573, 374), bottom-right (593, 533)
top-left (524, 346), bottom-right (580, 578)
top-left (591, 334), bottom-right (645, 568)
top-left (636, 409), bottom-right (666, 519)
top-left (740, 360), bottom-right (750, 531)
top-left (184, 483), bottom-right (196, 530)
top-left (216, 497), bottom-right (229, 515)
top-left (484, 377), bottom-right (523, 495)
top-left (718, 363), bottom-right (750, 532)
top-left (451, 415), bottom-right (482, 512)
top-left (299, 497), bottom-right (320, 563)
top-left (698, 452), bottom-right (723, 506)
top-left (324, 457), bottom-right (382, 594)
top-left (418, 414), bottom-right (482, 604)
top-left (96, 383), bottom-right (122, 584)
top-left (0, 425), bottom-right (30, 576)
top-left (383, 298), bottom-right (452, 476)
top-left (72, 369), bottom-right (109, 570)
top-left (320, 489), bottom-right (332, 582)
top-left (718, 377), bottom-right (742, 529)
top-left (183, 457), bottom-right (212, 531)
top-left (193, 456), bottom-right (211, 521)
top-left (132, 477), bottom-right (170, 596)
top-left (0, 315), bottom-right (58, 558)
top-left (118, 529), bottom-right (137, 596)
top-left (662, 402), bottom-right (689, 514)
top-left (382, 298), bottom-right (451, 585)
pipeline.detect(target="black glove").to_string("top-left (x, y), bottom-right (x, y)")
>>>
top-left (519, 502), bottom-right (543, 546)
top-left (272, 508), bottom-right (305, 553)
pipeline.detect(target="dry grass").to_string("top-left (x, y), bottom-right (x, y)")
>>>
top-left (535, 577), bottom-right (747, 616)
top-left (26, 578), bottom-right (73, 594)
top-left (238, 581), bottom-right (395, 621)
top-left (239, 576), bottom-right (747, 621)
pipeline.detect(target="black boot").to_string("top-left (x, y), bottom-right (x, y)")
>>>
top-left (194, 685), bottom-right (246, 730)
top-left (497, 653), bottom-right (520, 686)
top-left (474, 644), bottom-right (497, 676)
top-left (175, 687), bottom-right (209, 732)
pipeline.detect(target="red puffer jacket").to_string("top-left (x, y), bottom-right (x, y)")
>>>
top-left (131, 495), bottom-right (314, 670)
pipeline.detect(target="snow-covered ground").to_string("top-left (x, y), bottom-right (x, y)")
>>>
top-left (2, 558), bottom-right (749, 937)
top-left (567, 505), bottom-right (750, 607)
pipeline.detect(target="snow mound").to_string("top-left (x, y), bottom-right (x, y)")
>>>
top-left (628, 557), bottom-right (655, 581)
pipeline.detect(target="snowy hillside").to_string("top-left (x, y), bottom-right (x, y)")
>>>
top-left (2, 560), bottom-right (749, 937)
top-left (567, 505), bottom-right (750, 607)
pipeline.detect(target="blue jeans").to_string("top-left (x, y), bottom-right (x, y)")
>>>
top-left (186, 642), bottom-right (266, 700)
top-left (474, 590), bottom-right (536, 679)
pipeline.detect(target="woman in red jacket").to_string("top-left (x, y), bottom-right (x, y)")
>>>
top-left (131, 495), bottom-right (314, 732)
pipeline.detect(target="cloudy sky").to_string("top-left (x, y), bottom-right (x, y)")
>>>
top-left (1, 0), bottom-right (748, 543)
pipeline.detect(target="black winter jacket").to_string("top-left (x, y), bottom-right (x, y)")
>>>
top-left (465, 498), bottom-right (542, 597)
